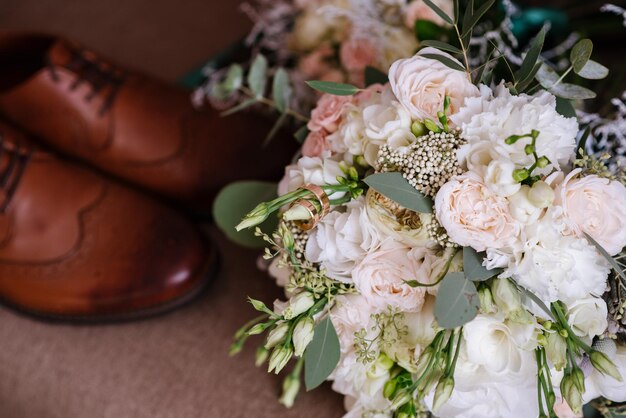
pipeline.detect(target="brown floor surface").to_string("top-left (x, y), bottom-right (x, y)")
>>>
top-left (0, 1), bottom-right (344, 417)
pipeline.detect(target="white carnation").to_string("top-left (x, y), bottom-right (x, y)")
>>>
top-left (306, 198), bottom-right (382, 282)
top-left (453, 83), bottom-right (578, 176)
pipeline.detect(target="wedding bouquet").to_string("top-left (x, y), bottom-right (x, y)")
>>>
top-left (224, 1), bottom-right (626, 417)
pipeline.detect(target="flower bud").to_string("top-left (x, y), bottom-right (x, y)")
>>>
top-left (236, 203), bottom-right (270, 231)
top-left (572, 367), bottom-right (585, 392)
top-left (376, 353), bottom-right (395, 370)
top-left (560, 375), bottom-right (582, 415)
top-left (512, 168), bottom-right (529, 182)
top-left (265, 322), bottom-right (289, 349)
top-left (411, 121), bottom-right (426, 137)
top-left (432, 377), bottom-right (455, 412)
top-left (383, 379), bottom-right (398, 400)
top-left (524, 143), bottom-right (535, 155)
top-left (478, 286), bottom-right (497, 314)
top-left (590, 351), bottom-right (623, 382)
top-left (283, 292), bottom-right (315, 320)
top-left (415, 347), bottom-right (433, 377)
top-left (536, 156), bottom-right (550, 168)
top-left (292, 317), bottom-right (315, 356)
top-left (255, 346), bottom-right (270, 367)
top-left (390, 391), bottom-right (412, 410)
top-left (283, 204), bottom-right (313, 222)
top-left (279, 373), bottom-right (301, 408)
top-left (423, 118), bottom-right (441, 133)
top-left (268, 345), bottom-right (293, 374)
top-left (544, 332), bottom-right (567, 371)
top-left (278, 222), bottom-right (295, 249)
top-left (247, 322), bottom-right (269, 335)
top-left (491, 278), bottom-right (522, 315)
top-left (527, 180), bottom-right (554, 209)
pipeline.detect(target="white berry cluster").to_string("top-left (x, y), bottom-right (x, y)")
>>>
top-left (377, 129), bottom-right (465, 198)
top-left (426, 216), bottom-right (457, 248)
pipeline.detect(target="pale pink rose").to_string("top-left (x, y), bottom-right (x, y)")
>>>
top-left (554, 169), bottom-right (626, 255)
top-left (389, 47), bottom-right (479, 122)
top-left (435, 172), bottom-right (521, 251)
top-left (307, 93), bottom-right (351, 133)
top-left (302, 130), bottom-right (331, 157)
top-left (553, 399), bottom-right (582, 418)
top-left (352, 243), bottom-right (430, 312)
top-left (354, 83), bottom-right (384, 105)
top-left (339, 38), bottom-right (378, 73)
top-left (319, 69), bottom-right (345, 84)
top-left (298, 45), bottom-right (335, 78)
top-left (404, 0), bottom-right (454, 28)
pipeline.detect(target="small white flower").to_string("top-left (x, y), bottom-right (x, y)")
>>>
top-left (483, 158), bottom-right (521, 197)
top-left (567, 297), bottom-right (608, 341)
top-left (278, 156), bottom-right (345, 199)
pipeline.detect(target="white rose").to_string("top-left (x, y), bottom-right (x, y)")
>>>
top-left (363, 87), bottom-right (412, 141)
top-left (352, 242), bottom-right (432, 312)
top-left (509, 219), bottom-right (610, 303)
top-left (453, 83), bottom-right (578, 175)
top-left (327, 104), bottom-right (366, 158)
top-left (554, 169), bottom-right (626, 255)
top-left (365, 188), bottom-right (435, 248)
top-left (277, 156), bottom-right (345, 199)
top-left (389, 47), bottom-right (479, 122)
top-left (435, 171), bottom-right (521, 251)
top-left (306, 198), bottom-right (382, 282)
top-left (567, 297), bottom-right (608, 341)
top-left (484, 158), bottom-right (521, 197)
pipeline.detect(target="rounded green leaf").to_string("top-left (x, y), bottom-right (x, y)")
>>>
top-left (212, 181), bottom-right (278, 248)
top-left (570, 39), bottom-right (593, 74)
top-left (577, 60), bottom-right (609, 80)
top-left (434, 272), bottom-right (480, 329)
top-left (363, 173), bottom-right (433, 213)
top-left (272, 68), bottom-right (292, 113)
top-left (535, 64), bottom-right (559, 88)
top-left (248, 54), bottom-right (268, 98)
top-left (549, 83), bottom-right (596, 100)
top-left (463, 246), bottom-right (502, 281)
top-left (304, 317), bottom-right (340, 391)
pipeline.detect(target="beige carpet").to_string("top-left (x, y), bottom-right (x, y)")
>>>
top-left (0, 1), bottom-right (344, 417)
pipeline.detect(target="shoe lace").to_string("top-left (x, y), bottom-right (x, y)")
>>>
top-left (46, 48), bottom-right (126, 116)
top-left (0, 134), bottom-right (33, 213)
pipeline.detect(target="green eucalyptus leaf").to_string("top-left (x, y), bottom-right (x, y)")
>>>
top-left (414, 19), bottom-right (448, 41)
top-left (294, 125), bottom-right (310, 144)
top-left (305, 316), bottom-right (341, 391)
top-left (223, 64), bottom-right (244, 93)
top-left (518, 286), bottom-right (555, 321)
top-left (515, 27), bottom-right (546, 85)
top-left (460, 0), bottom-right (495, 41)
top-left (463, 247), bottom-right (502, 281)
top-left (305, 80), bottom-right (360, 96)
top-left (535, 63), bottom-right (560, 88)
top-left (577, 60), bottom-right (609, 80)
top-left (516, 61), bottom-right (543, 93)
top-left (213, 181), bottom-right (278, 248)
top-left (248, 54), bottom-right (268, 98)
top-left (364, 66), bottom-right (389, 86)
top-left (549, 83), bottom-right (596, 100)
top-left (461, 0), bottom-right (474, 44)
top-left (420, 40), bottom-right (462, 55)
top-left (272, 68), bottom-right (292, 113)
top-left (422, 0), bottom-right (454, 25)
top-left (220, 98), bottom-right (257, 117)
top-left (434, 272), bottom-right (480, 329)
top-left (363, 173), bottom-right (433, 213)
top-left (571, 38), bottom-right (593, 74)
top-left (453, 0), bottom-right (459, 24)
top-left (420, 53), bottom-right (466, 72)
top-left (555, 97), bottom-right (576, 118)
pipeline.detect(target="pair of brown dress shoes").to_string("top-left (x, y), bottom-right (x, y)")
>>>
top-left (0, 33), bottom-right (294, 322)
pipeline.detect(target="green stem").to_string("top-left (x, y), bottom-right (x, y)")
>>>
top-left (449, 327), bottom-right (463, 375)
top-left (235, 314), bottom-right (270, 339)
top-left (550, 66), bottom-right (573, 90)
top-left (552, 303), bottom-right (593, 353)
top-left (453, 24), bottom-right (472, 81)
top-left (240, 86), bottom-right (310, 123)
top-left (536, 349), bottom-right (546, 416)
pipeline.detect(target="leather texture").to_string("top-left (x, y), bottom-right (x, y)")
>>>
top-left (0, 32), bottom-right (298, 211)
top-left (0, 120), bottom-right (214, 320)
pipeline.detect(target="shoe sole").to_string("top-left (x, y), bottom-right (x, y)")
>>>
top-left (0, 235), bottom-right (221, 325)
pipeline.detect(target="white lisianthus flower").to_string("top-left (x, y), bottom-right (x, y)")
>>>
top-left (427, 313), bottom-right (540, 418)
top-left (306, 198), bottom-right (382, 282)
top-left (363, 84), bottom-right (412, 141)
top-left (553, 169), bottom-right (626, 255)
top-left (331, 354), bottom-right (390, 412)
top-left (453, 83), bottom-right (578, 175)
top-left (567, 297), bottom-right (608, 341)
top-left (509, 219), bottom-right (610, 303)
top-left (435, 171), bottom-right (521, 251)
top-left (388, 47), bottom-right (479, 122)
top-left (483, 158), bottom-right (521, 197)
top-left (352, 242), bottom-right (434, 312)
top-left (278, 156), bottom-right (345, 199)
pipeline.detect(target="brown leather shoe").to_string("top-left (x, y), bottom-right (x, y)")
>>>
top-left (0, 32), bottom-right (297, 213)
top-left (0, 120), bottom-right (217, 322)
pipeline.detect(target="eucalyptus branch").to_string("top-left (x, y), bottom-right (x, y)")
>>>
top-left (240, 86), bottom-right (310, 123)
top-left (453, 24), bottom-right (472, 81)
